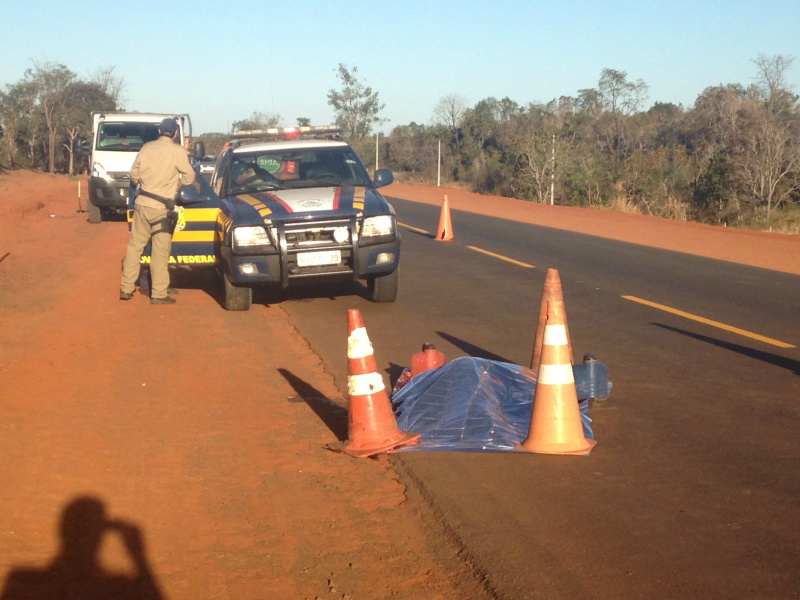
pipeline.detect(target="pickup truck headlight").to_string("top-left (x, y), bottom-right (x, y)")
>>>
top-left (91, 162), bottom-right (109, 180)
top-left (362, 215), bottom-right (395, 238)
top-left (233, 226), bottom-right (272, 252)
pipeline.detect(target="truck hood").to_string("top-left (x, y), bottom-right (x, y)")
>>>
top-left (92, 150), bottom-right (139, 174)
top-left (229, 186), bottom-right (384, 222)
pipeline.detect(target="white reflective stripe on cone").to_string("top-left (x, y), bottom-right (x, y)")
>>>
top-left (347, 327), bottom-right (373, 359)
top-left (538, 363), bottom-right (575, 385)
top-left (543, 324), bottom-right (568, 347)
top-left (348, 372), bottom-right (385, 396)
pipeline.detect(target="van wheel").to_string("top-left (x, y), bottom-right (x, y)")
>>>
top-left (222, 272), bottom-right (252, 311)
top-left (87, 199), bottom-right (102, 224)
top-left (367, 269), bottom-right (399, 303)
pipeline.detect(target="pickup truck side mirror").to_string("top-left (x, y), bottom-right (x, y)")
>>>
top-left (177, 184), bottom-right (203, 205)
top-left (374, 168), bottom-right (394, 188)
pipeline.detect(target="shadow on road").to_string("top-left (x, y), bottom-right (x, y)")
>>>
top-left (654, 322), bottom-right (800, 376)
top-left (0, 495), bottom-right (165, 600)
top-left (279, 368), bottom-right (349, 441)
top-left (435, 331), bottom-right (513, 364)
top-left (164, 267), bottom-right (372, 309)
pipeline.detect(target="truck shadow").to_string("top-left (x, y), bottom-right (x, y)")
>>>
top-left (653, 322), bottom-right (800, 376)
top-left (166, 267), bottom-right (372, 309)
top-left (255, 280), bottom-right (371, 306)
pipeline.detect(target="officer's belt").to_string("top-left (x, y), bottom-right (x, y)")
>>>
top-left (138, 189), bottom-right (175, 206)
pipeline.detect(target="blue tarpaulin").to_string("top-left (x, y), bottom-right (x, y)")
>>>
top-left (391, 357), bottom-right (603, 452)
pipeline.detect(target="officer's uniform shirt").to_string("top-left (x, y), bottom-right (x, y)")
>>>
top-left (131, 135), bottom-right (196, 208)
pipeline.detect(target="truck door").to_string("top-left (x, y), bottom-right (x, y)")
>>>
top-left (135, 173), bottom-right (222, 267)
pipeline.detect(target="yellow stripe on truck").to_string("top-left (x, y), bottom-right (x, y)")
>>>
top-left (172, 230), bottom-right (216, 242)
top-left (184, 208), bottom-right (220, 222)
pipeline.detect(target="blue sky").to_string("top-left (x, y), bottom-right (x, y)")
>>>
top-left (2, 0), bottom-right (798, 135)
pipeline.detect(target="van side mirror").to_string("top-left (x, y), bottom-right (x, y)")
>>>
top-left (192, 141), bottom-right (205, 161)
top-left (73, 137), bottom-right (91, 157)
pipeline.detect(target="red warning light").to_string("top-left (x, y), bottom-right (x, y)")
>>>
top-left (279, 160), bottom-right (299, 180)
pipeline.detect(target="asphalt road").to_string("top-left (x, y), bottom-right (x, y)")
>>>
top-left (276, 198), bottom-right (800, 600)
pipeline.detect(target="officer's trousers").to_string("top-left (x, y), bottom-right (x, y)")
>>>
top-left (120, 205), bottom-right (173, 299)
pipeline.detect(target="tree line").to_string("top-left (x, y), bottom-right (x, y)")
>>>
top-left (3, 57), bottom-right (797, 233)
top-left (0, 62), bottom-right (121, 175)
top-left (372, 55), bottom-right (800, 233)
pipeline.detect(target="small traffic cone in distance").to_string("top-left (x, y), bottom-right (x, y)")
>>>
top-left (518, 300), bottom-right (596, 455)
top-left (530, 268), bottom-right (573, 371)
top-left (436, 194), bottom-right (454, 241)
top-left (328, 309), bottom-right (420, 458)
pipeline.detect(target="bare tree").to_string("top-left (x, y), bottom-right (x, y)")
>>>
top-left (510, 106), bottom-right (573, 204)
top-left (739, 99), bottom-right (800, 223)
top-left (598, 68), bottom-right (648, 116)
top-left (432, 94), bottom-right (467, 160)
top-left (26, 61), bottom-right (77, 173)
top-left (753, 54), bottom-right (795, 113)
top-left (741, 54), bottom-right (799, 223)
top-left (61, 81), bottom-right (115, 175)
top-left (90, 66), bottom-right (125, 108)
top-left (589, 69), bottom-right (650, 176)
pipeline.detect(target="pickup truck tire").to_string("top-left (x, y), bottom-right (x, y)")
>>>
top-left (367, 269), bottom-right (399, 303)
top-left (222, 272), bottom-right (252, 311)
top-left (87, 199), bottom-right (102, 224)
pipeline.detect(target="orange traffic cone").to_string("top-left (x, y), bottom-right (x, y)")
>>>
top-left (436, 195), bottom-right (454, 241)
top-left (328, 309), bottom-right (420, 458)
top-left (518, 300), bottom-right (596, 455)
top-left (530, 268), bottom-right (573, 370)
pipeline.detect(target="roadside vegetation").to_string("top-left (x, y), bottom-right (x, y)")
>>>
top-left (367, 55), bottom-right (800, 234)
top-left (2, 57), bottom-right (798, 233)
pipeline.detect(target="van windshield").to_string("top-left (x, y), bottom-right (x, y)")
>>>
top-left (96, 122), bottom-right (165, 151)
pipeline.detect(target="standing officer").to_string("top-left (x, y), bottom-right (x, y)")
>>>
top-left (119, 118), bottom-right (195, 304)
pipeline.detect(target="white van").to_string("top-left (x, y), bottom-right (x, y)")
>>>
top-left (86, 112), bottom-right (191, 223)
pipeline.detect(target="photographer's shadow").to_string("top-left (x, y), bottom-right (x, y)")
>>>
top-left (1, 495), bottom-right (165, 600)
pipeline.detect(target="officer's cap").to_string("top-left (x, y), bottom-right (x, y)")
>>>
top-left (159, 118), bottom-right (178, 134)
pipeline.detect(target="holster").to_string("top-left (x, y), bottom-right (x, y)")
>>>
top-left (161, 209), bottom-right (179, 234)
top-left (138, 188), bottom-right (178, 235)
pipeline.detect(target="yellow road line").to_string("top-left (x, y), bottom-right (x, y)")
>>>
top-left (397, 221), bottom-right (429, 234)
top-left (468, 246), bottom-right (534, 268)
top-left (622, 295), bottom-right (796, 348)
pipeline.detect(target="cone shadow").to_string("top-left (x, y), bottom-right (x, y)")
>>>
top-left (386, 362), bottom-right (408, 389)
top-left (278, 368), bottom-right (349, 441)
top-left (435, 331), bottom-right (512, 363)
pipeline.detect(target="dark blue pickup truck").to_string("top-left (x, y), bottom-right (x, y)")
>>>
top-left (134, 128), bottom-right (401, 310)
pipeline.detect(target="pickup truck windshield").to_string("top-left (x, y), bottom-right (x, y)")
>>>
top-left (228, 146), bottom-right (372, 195)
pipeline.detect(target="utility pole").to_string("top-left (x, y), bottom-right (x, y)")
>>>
top-left (550, 133), bottom-right (555, 205)
top-left (437, 139), bottom-right (441, 187)
top-left (375, 133), bottom-right (379, 172)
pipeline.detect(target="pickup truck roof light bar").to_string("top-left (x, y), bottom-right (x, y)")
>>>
top-left (231, 125), bottom-right (342, 142)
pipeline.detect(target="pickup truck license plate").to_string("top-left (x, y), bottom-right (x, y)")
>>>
top-left (297, 250), bottom-right (341, 267)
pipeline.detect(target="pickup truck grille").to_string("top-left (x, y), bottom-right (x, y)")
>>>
top-left (271, 216), bottom-right (360, 286)
top-left (272, 217), bottom-right (354, 248)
